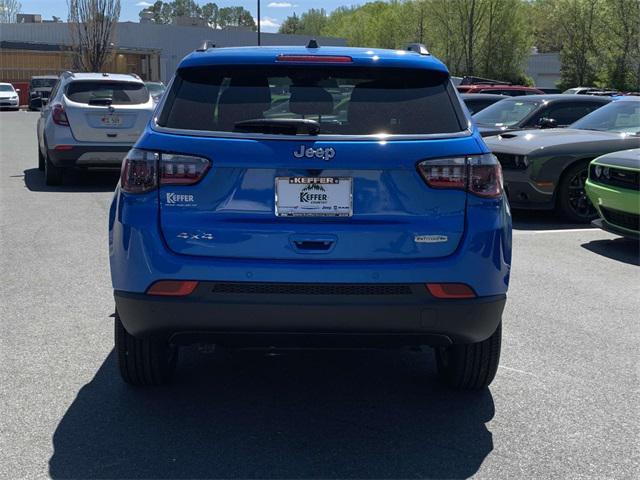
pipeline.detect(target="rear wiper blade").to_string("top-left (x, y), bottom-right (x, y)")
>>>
top-left (234, 118), bottom-right (320, 135)
top-left (89, 97), bottom-right (113, 106)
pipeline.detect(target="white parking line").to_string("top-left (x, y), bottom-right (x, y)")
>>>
top-left (514, 228), bottom-right (598, 235)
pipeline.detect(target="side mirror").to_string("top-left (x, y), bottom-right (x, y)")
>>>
top-left (538, 117), bottom-right (557, 129)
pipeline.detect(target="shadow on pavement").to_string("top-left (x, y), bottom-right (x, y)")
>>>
top-left (50, 347), bottom-right (495, 479)
top-left (512, 209), bottom-right (593, 231)
top-left (581, 237), bottom-right (640, 266)
top-left (23, 168), bottom-right (119, 193)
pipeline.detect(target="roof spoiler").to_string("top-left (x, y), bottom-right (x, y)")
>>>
top-left (406, 43), bottom-right (430, 55)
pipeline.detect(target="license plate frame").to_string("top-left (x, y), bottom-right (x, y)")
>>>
top-left (275, 176), bottom-right (353, 217)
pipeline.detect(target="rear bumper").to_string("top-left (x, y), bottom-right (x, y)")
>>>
top-left (48, 145), bottom-right (130, 168)
top-left (114, 283), bottom-right (506, 346)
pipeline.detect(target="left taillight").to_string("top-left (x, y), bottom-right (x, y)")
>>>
top-left (417, 153), bottom-right (503, 199)
top-left (120, 149), bottom-right (210, 194)
top-left (51, 103), bottom-right (69, 126)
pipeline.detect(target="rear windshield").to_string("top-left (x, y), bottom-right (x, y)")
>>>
top-left (65, 81), bottom-right (149, 105)
top-left (473, 99), bottom-right (540, 126)
top-left (31, 78), bottom-right (57, 88)
top-left (158, 66), bottom-right (464, 136)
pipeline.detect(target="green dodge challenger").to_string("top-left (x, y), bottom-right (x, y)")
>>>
top-left (585, 148), bottom-right (640, 239)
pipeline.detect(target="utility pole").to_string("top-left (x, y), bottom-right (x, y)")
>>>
top-left (257, 0), bottom-right (261, 46)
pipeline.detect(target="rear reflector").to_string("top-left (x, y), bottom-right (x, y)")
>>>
top-left (426, 283), bottom-right (476, 299)
top-left (54, 145), bottom-right (74, 151)
top-left (147, 280), bottom-right (198, 296)
top-left (276, 55), bottom-right (353, 63)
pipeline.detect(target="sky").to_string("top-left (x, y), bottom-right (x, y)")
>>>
top-left (16, 0), bottom-right (367, 32)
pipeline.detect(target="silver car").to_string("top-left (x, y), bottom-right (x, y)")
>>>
top-left (37, 72), bottom-right (155, 185)
top-left (0, 82), bottom-right (20, 110)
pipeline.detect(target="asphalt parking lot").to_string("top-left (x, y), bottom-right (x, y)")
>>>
top-left (1, 110), bottom-right (638, 479)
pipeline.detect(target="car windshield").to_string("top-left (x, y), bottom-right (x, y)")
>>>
top-left (472, 99), bottom-right (540, 126)
top-left (66, 81), bottom-right (149, 105)
top-left (571, 101), bottom-right (640, 134)
top-left (159, 65), bottom-right (464, 135)
top-left (0, 85), bottom-right (15, 92)
top-left (31, 79), bottom-right (57, 88)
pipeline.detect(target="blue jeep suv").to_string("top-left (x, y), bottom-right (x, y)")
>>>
top-left (109, 44), bottom-right (512, 390)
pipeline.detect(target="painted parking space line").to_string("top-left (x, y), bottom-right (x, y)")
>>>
top-left (514, 228), bottom-right (600, 234)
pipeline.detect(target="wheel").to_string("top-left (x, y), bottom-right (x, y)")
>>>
top-left (44, 150), bottom-right (64, 186)
top-left (115, 311), bottom-right (177, 386)
top-left (38, 146), bottom-right (45, 171)
top-left (557, 162), bottom-right (597, 223)
top-left (435, 322), bottom-right (501, 390)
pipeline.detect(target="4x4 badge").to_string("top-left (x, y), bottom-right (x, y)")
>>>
top-left (293, 146), bottom-right (335, 161)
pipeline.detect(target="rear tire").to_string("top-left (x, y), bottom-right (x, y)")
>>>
top-left (44, 151), bottom-right (64, 186)
top-left (38, 146), bottom-right (45, 171)
top-left (115, 311), bottom-right (177, 386)
top-left (435, 322), bottom-right (501, 390)
top-left (557, 162), bottom-right (597, 223)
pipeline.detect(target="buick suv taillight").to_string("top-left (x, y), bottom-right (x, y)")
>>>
top-left (120, 148), bottom-right (210, 193)
top-left (417, 153), bottom-right (503, 198)
top-left (51, 103), bottom-right (69, 126)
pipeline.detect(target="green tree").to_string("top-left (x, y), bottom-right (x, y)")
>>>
top-left (201, 2), bottom-right (219, 28)
top-left (139, 0), bottom-right (172, 23)
top-left (218, 6), bottom-right (256, 30)
top-left (171, 0), bottom-right (200, 17)
top-left (600, 0), bottom-right (640, 91)
top-left (554, 0), bottom-right (600, 89)
top-left (278, 12), bottom-right (301, 34)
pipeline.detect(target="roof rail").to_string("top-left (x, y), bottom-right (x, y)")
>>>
top-left (195, 40), bottom-right (216, 52)
top-left (406, 43), bottom-right (430, 55)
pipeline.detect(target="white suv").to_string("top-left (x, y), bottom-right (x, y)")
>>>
top-left (37, 72), bottom-right (155, 185)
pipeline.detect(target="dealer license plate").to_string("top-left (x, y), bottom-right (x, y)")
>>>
top-left (275, 177), bottom-right (353, 217)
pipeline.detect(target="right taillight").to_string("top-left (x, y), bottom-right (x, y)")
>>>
top-left (120, 148), bottom-right (210, 194)
top-left (417, 153), bottom-right (503, 199)
top-left (52, 103), bottom-right (69, 126)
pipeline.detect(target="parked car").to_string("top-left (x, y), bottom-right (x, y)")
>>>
top-left (563, 87), bottom-right (597, 94)
top-left (538, 88), bottom-right (562, 94)
top-left (461, 93), bottom-right (507, 114)
top-left (28, 75), bottom-right (59, 111)
top-left (458, 84), bottom-right (544, 96)
top-left (0, 82), bottom-right (20, 110)
top-left (145, 81), bottom-right (166, 104)
top-left (585, 149), bottom-right (639, 239)
top-left (484, 97), bottom-right (640, 222)
top-left (109, 44), bottom-right (512, 390)
top-left (37, 71), bottom-right (155, 185)
top-left (473, 94), bottom-right (611, 137)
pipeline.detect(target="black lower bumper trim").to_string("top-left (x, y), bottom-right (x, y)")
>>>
top-left (592, 218), bottom-right (640, 240)
top-left (114, 283), bottom-right (506, 346)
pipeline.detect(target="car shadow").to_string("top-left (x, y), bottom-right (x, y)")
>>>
top-left (511, 209), bottom-right (594, 231)
top-left (49, 346), bottom-right (495, 479)
top-left (581, 237), bottom-right (640, 266)
top-left (23, 168), bottom-right (119, 193)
